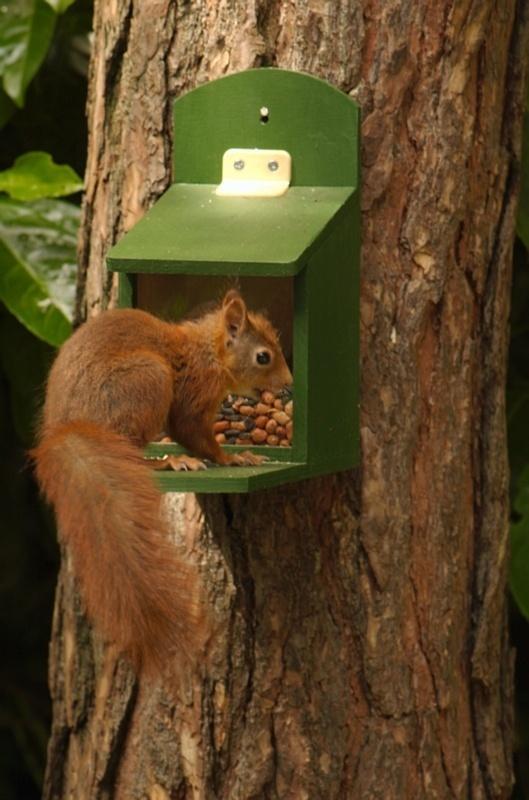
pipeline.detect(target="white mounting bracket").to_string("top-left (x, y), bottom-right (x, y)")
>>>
top-left (216, 148), bottom-right (292, 197)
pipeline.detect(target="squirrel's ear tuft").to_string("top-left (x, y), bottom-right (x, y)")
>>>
top-left (222, 289), bottom-right (243, 307)
top-left (223, 292), bottom-right (247, 339)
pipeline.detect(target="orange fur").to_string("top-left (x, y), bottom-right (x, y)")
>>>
top-left (32, 292), bottom-right (291, 673)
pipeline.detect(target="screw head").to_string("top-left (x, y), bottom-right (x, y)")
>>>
top-left (233, 159), bottom-right (245, 171)
top-left (268, 160), bottom-right (279, 172)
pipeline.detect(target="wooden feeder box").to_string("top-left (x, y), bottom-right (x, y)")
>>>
top-left (107, 68), bottom-right (360, 492)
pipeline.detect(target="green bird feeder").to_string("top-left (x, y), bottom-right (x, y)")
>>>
top-left (107, 68), bottom-right (360, 492)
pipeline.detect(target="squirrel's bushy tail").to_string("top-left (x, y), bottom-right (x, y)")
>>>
top-left (32, 420), bottom-right (204, 673)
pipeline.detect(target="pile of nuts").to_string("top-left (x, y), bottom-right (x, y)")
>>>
top-left (214, 389), bottom-right (293, 448)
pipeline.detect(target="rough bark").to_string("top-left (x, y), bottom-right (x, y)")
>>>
top-left (46, 0), bottom-right (529, 798)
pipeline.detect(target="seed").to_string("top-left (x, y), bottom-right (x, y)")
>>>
top-left (213, 420), bottom-right (230, 433)
top-left (265, 418), bottom-right (277, 434)
top-left (272, 411), bottom-right (289, 426)
top-left (230, 421), bottom-right (246, 431)
top-left (216, 392), bottom-right (294, 449)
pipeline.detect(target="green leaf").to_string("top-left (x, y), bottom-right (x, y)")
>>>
top-left (0, 197), bottom-right (79, 345)
top-left (515, 469), bottom-right (529, 518)
top-left (510, 466), bottom-right (529, 619)
top-left (0, 0), bottom-right (56, 107)
top-left (43, 0), bottom-right (77, 12)
top-left (0, 152), bottom-right (83, 200)
top-left (511, 521), bottom-right (529, 619)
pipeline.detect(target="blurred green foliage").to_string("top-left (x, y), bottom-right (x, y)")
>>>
top-left (504, 90), bottom-right (529, 798)
top-left (0, 1), bottom-right (56, 113)
top-left (511, 98), bottom-right (529, 611)
top-left (0, 196), bottom-right (79, 345)
top-left (0, 151), bottom-right (83, 200)
top-left (0, 0), bottom-right (91, 797)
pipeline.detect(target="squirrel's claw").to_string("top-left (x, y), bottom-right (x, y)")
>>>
top-left (227, 451), bottom-right (269, 466)
top-left (167, 455), bottom-right (208, 472)
top-left (148, 454), bottom-right (207, 471)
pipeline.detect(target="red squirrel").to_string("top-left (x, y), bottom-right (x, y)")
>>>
top-left (32, 290), bottom-right (292, 672)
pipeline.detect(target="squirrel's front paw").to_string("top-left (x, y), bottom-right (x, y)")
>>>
top-left (227, 450), bottom-right (268, 466)
top-left (149, 454), bottom-right (207, 471)
top-left (168, 455), bottom-right (208, 471)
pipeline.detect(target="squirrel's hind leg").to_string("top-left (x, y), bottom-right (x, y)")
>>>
top-left (94, 351), bottom-right (174, 446)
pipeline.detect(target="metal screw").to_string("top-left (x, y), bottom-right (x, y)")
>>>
top-left (234, 159), bottom-right (245, 170)
top-left (268, 160), bottom-right (279, 172)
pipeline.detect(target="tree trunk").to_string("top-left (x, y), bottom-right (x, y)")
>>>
top-left (45, 1), bottom-right (529, 798)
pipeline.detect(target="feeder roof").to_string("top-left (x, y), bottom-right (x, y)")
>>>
top-left (107, 183), bottom-right (355, 277)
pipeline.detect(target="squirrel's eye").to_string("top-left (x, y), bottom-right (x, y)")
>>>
top-left (256, 350), bottom-right (271, 365)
